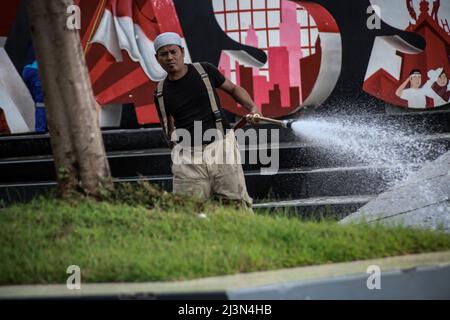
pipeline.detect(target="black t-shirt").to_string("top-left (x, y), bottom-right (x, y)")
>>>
top-left (155, 62), bottom-right (231, 146)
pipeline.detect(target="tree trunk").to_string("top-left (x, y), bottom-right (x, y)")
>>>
top-left (27, 0), bottom-right (113, 197)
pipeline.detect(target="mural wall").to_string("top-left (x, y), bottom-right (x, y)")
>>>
top-left (0, 0), bottom-right (449, 134)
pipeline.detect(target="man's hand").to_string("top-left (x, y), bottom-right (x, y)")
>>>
top-left (249, 108), bottom-right (261, 115)
top-left (245, 112), bottom-right (262, 124)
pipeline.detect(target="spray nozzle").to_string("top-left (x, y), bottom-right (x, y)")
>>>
top-left (245, 114), bottom-right (293, 128)
top-left (282, 119), bottom-right (296, 129)
top-left (233, 114), bottom-right (297, 130)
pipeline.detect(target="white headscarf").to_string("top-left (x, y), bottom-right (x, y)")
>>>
top-left (153, 32), bottom-right (183, 53)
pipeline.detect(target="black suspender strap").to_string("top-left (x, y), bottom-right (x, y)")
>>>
top-left (192, 63), bottom-right (225, 136)
top-left (156, 80), bottom-right (172, 144)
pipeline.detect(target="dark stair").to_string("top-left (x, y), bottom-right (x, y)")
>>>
top-left (1, 110), bottom-right (450, 219)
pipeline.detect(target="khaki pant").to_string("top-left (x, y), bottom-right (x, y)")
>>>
top-left (171, 130), bottom-right (253, 210)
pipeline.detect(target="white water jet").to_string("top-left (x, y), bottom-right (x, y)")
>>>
top-left (289, 117), bottom-right (446, 186)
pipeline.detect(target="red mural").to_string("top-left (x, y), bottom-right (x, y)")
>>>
top-left (0, 0), bottom-right (340, 125)
top-left (78, 0), bottom-right (184, 124)
top-left (216, 1), bottom-right (302, 116)
top-left (77, 0), bottom-right (339, 123)
top-left (214, 0), bottom-right (339, 118)
top-left (2, 0), bottom-right (448, 133)
top-left (0, 1), bottom-right (20, 38)
top-left (363, 0), bottom-right (450, 109)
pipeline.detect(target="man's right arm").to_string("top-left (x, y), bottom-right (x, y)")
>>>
top-left (219, 78), bottom-right (260, 114)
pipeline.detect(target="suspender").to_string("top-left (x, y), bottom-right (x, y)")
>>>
top-left (155, 81), bottom-right (171, 143)
top-left (192, 63), bottom-right (225, 135)
top-left (155, 63), bottom-right (225, 144)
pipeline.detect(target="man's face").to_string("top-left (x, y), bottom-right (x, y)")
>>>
top-left (437, 73), bottom-right (448, 87)
top-left (410, 74), bottom-right (422, 89)
top-left (155, 45), bottom-right (185, 74)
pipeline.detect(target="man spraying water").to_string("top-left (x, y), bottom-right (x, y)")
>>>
top-left (153, 32), bottom-right (261, 210)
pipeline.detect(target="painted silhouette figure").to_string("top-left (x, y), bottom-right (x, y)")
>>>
top-left (407, 0), bottom-right (417, 21)
top-left (431, 0), bottom-right (440, 22)
top-left (431, 69), bottom-right (450, 104)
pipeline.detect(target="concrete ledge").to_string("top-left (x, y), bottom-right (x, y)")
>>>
top-left (342, 151), bottom-right (450, 232)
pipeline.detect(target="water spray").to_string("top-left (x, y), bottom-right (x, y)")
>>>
top-left (288, 117), bottom-right (447, 186)
top-left (234, 114), bottom-right (446, 187)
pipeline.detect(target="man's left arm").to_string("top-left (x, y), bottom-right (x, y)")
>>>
top-left (219, 78), bottom-right (261, 115)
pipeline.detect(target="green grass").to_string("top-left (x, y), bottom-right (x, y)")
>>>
top-left (1, 189), bottom-right (450, 285)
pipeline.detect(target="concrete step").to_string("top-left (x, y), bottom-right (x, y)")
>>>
top-left (1, 133), bottom-right (448, 184)
top-left (253, 195), bottom-right (376, 220)
top-left (0, 165), bottom-right (415, 205)
top-left (1, 110), bottom-right (449, 211)
top-left (1, 110), bottom-right (450, 158)
top-left (244, 166), bottom-right (412, 200)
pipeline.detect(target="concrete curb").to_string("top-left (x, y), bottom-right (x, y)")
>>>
top-left (1, 251), bottom-right (450, 299)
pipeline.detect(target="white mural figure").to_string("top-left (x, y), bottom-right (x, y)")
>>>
top-left (428, 68), bottom-right (450, 104)
top-left (395, 69), bottom-right (427, 108)
top-left (366, 0), bottom-right (450, 109)
top-left (395, 68), bottom-right (449, 108)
